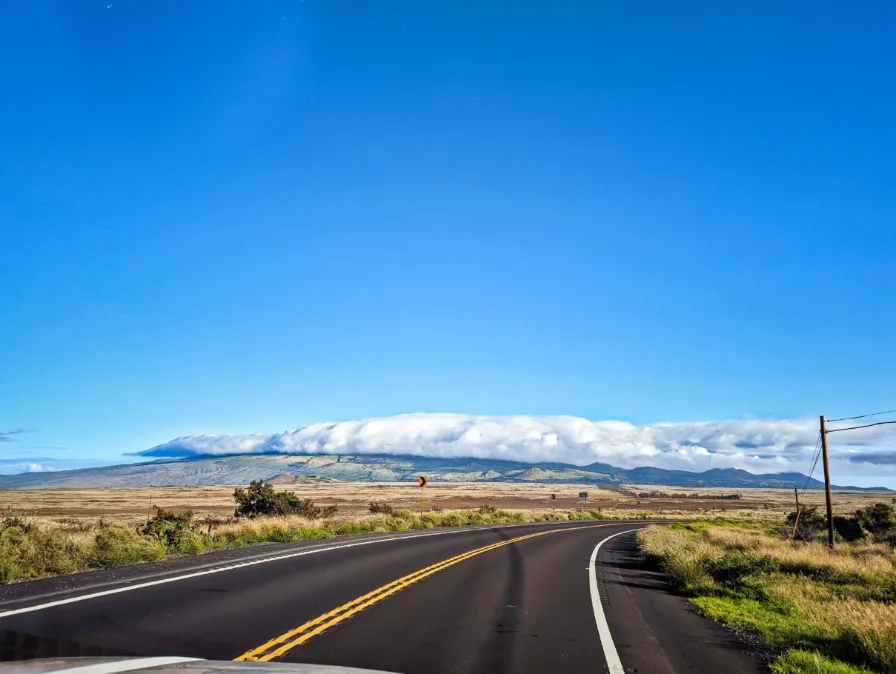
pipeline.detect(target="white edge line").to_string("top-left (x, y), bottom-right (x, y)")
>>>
top-left (35, 657), bottom-right (202, 674)
top-left (589, 528), bottom-right (638, 674)
top-left (0, 519), bottom-right (621, 619)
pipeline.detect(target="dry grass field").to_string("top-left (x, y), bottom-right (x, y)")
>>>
top-left (1, 478), bottom-right (893, 671)
top-left (0, 482), bottom-right (889, 528)
top-left (639, 522), bottom-right (896, 673)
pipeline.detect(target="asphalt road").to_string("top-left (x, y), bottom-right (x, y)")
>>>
top-left (0, 521), bottom-right (765, 673)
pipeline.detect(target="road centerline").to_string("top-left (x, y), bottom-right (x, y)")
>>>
top-left (235, 523), bottom-right (614, 662)
top-left (0, 521), bottom-right (597, 619)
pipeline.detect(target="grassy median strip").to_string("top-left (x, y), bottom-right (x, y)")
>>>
top-left (638, 522), bottom-right (896, 674)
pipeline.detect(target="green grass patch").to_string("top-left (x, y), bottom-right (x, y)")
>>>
top-left (771, 650), bottom-right (875, 674)
top-left (88, 526), bottom-right (166, 568)
top-left (692, 595), bottom-right (830, 650)
top-left (666, 518), bottom-right (758, 534)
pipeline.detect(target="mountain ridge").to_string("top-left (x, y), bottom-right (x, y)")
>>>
top-left (0, 453), bottom-right (888, 490)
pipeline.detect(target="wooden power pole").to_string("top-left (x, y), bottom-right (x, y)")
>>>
top-left (819, 415), bottom-right (835, 548)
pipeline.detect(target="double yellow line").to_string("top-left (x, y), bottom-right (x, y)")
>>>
top-left (235, 523), bottom-right (609, 662)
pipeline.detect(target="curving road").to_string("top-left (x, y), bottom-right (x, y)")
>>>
top-left (0, 521), bottom-right (763, 673)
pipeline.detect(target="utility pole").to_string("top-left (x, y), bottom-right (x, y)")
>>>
top-left (819, 415), bottom-right (835, 548)
top-left (793, 487), bottom-right (800, 514)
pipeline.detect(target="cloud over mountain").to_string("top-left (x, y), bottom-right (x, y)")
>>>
top-left (0, 459), bottom-right (54, 475)
top-left (137, 413), bottom-right (896, 478)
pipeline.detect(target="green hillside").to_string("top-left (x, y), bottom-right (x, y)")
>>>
top-left (0, 453), bottom-right (886, 490)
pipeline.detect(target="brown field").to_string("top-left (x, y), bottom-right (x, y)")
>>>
top-left (0, 483), bottom-right (890, 529)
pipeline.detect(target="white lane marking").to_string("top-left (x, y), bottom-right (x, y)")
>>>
top-left (40, 657), bottom-right (201, 674)
top-left (589, 528), bottom-right (637, 674)
top-left (0, 520), bottom-right (614, 619)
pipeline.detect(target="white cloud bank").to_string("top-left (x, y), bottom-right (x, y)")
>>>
top-left (138, 413), bottom-right (896, 481)
top-left (0, 460), bottom-right (54, 475)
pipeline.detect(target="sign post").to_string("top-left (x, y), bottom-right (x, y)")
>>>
top-left (418, 475), bottom-right (427, 511)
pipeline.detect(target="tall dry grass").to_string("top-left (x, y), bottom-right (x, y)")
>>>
top-left (638, 524), bottom-right (896, 673)
top-left (0, 506), bottom-right (612, 584)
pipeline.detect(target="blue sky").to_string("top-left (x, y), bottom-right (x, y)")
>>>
top-left (2, 2), bottom-right (894, 485)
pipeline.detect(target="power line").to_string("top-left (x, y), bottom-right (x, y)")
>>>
top-left (795, 431), bottom-right (822, 495)
top-left (799, 432), bottom-right (822, 494)
top-left (827, 420), bottom-right (896, 433)
top-left (827, 408), bottom-right (896, 423)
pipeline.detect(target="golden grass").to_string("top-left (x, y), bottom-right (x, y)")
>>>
top-left (0, 503), bottom-right (604, 584)
top-left (704, 526), bottom-right (896, 579)
top-left (3, 483), bottom-right (886, 524)
top-left (638, 523), bottom-right (896, 673)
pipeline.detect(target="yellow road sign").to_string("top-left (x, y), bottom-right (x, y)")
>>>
top-left (418, 475), bottom-right (428, 488)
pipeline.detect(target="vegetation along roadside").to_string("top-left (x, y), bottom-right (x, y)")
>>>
top-left (638, 502), bottom-right (896, 674)
top-left (0, 479), bottom-right (627, 585)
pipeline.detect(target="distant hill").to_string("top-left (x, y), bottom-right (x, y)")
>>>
top-left (266, 473), bottom-right (340, 485)
top-left (0, 453), bottom-right (887, 490)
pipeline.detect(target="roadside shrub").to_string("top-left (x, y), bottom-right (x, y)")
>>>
top-left (786, 507), bottom-right (827, 541)
top-left (440, 512), bottom-right (467, 527)
top-left (568, 510), bottom-right (602, 521)
top-left (0, 560), bottom-right (23, 584)
top-left (88, 526), bottom-right (165, 568)
top-left (854, 503), bottom-right (896, 542)
top-left (331, 521), bottom-right (373, 536)
top-left (0, 524), bottom-right (85, 582)
top-left (478, 505), bottom-right (498, 515)
top-left (176, 534), bottom-right (207, 555)
top-left (369, 501), bottom-right (395, 515)
top-left (706, 551), bottom-right (779, 588)
top-left (828, 503), bottom-right (896, 545)
top-left (256, 524), bottom-right (294, 543)
top-left (833, 516), bottom-right (864, 543)
top-left (197, 515), bottom-right (230, 534)
top-left (381, 517), bottom-right (412, 532)
top-left (1, 516), bottom-right (37, 534)
top-left (296, 527), bottom-right (335, 541)
top-left (233, 480), bottom-right (338, 518)
top-left (533, 513), bottom-right (565, 523)
top-left (140, 508), bottom-right (196, 549)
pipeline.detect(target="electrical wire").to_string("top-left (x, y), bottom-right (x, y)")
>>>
top-left (827, 420), bottom-right (896, 433)
top-left (792, 433), bottom-right (822, 540)
top-left (799, 432), bottom-right (823, 495)
top-left (827, 408), bottom-right (896, 423)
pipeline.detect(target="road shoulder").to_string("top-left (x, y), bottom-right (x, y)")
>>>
top-left (599, 532), bottom-right (768, 674)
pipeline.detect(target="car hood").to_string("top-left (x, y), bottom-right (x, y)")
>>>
top-left (0, 658), bottom-right (400, 674)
